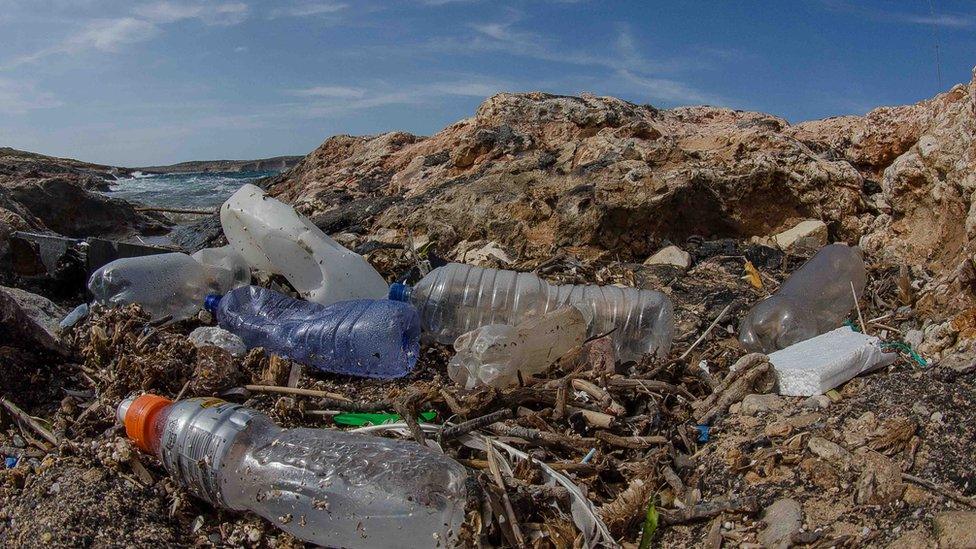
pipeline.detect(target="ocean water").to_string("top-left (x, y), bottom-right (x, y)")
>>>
top-left (107, 170), bottom-right (278, 210)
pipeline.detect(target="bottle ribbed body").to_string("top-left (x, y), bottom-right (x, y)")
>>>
top-left (217, 285), bottom-right (421, 378)
top-left (149, 398), bottom-right (468, 549)
top-left (410, 263), bottom-right (674, 360)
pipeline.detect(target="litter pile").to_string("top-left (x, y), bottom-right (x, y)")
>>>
top-left (1, 181), bottom-right (975, 548)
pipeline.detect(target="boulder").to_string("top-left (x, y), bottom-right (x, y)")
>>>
top-left (0, 285), bottom-right (67, 354)
top-left (643, 245), bottom-right (691, 269)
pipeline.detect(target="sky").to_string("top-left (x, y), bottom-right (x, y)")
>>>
top-left (0, 0), bottom-right (973, 166)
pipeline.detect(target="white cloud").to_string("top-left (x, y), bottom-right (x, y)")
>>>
top-left (134, 1), bottom-right (250, 25)
top-left (616, 69), bottom-right (726, 106)
top-left (899, 13), bottom-right (974, 28)
top-left (0, 78), bottom-right (63, 114)
top-left (67, 17), bottom-right (159, 52)
top-left (288, 85), bottom-right (366, 98)
top-left (270, 1), bottom-right (348, 18)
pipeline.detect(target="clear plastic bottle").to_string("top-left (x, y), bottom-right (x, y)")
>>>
top-left (208, 285), bottom-right (421, 379)
top-left (738, 243), bottom-right (867, 353)
top-left (449, 306), bottom-right (587, 389)
top-left (390, 263), bottom-right (674, 361)
top-left (221, 184), bottom-right (389, 306)
top-left (117, 394), bottom-right (468, 549)
top-left (88, 249), bottom-right (249, 321)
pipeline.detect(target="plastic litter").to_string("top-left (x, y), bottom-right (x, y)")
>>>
top-left (449, 306), bottom-right (587, 389)
top-left (390, 263), bottom-right (674, 361)
top-left (696, 425), bottom-right (711, 442)
top-left (187, 326), bottom-right (247, 357)
top-left (738, 243), bottom-right (866, 353)
top-left (87, 249), bottom-right (250, 321)
top-left (768, 326), bottom-right (897, 396)
top-left (59, 303), bottom-right (89, 329)
top-left (4, 456), bottom-right (17, 468)
top-left (117, 394), bottom-right (468, 549)
top-left (333, 411), bottom-right (437, 427)
top-left (208, 285), bottom-right (421, 379)
top-left (220, 184), bottom-right (388, 305)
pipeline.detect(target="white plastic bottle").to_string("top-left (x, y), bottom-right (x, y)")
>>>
top-left (390, 263), bottom-right (675, 361)
top-left (118, 394), bottom-right (469, 549)
top-left (88, 249), bottom-right (250, 321)
top-left (220, 184), bottom-right (389, 305)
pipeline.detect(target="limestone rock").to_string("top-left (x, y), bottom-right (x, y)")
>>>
top-left (807, 436), bottom-right (854, 470)
top-left (643, 245), bottom-right (691, 269)
top-left (886, 530), bottom-right (935, 549)
top-left (768, 219), bottom-right (828, 250)
top-left (854, 450), bottom-right (905, 505)
top-left (740, 393), bottom-right (785, 416)
top-left (0, 285), bottom-right (67, 354)
top-left (932, 511), bottom-right (976, 549)
top-left (758, 498), bottom-right (802, 549)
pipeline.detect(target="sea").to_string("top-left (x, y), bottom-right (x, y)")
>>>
top-left (107, 170), bottom-right (279, 210)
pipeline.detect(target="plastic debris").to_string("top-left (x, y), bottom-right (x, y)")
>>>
top-left (187, 326), bottom-right (247, 357)
top-left (739, 243), bottom-right (867, 353)
top-left (390, 262), bottom-right (674, 361)
top-left (190, 245), bottom-right (251, 291)
top-left (59, 303), bottom-right (89, 329)
top-left (118, 394), bottom-right (468, 549)
top-left (4, 456), bottom-right (17, 468)
top-left (449, 306), bottom-right (587, 389)
top-left (333, 411), bottom-right (436, 427)
top-left (768, 326), bottom-right (897, 396)
top-left (220, 184), bottom-right (388, 305)
top-left (88, 249), bottom-right (250, 321)
top-left (696, 424), bottom-right (711, 442)
top-left (208, 285), bottom-right (421, 379)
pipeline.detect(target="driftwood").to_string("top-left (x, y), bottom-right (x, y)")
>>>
top-left (695, 354), bottom-right (775, 425)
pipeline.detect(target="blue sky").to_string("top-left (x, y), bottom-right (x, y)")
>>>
top-left (0, 0), bottom-right (973, 166)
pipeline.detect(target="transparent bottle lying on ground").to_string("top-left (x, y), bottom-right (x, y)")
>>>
top-left (221, 184), bottom-right (388, 305)
top-left (87, 249), bottom-right (250, 321)
top-left (738, 243), bottom-right (867, 353)
top-left (450, 306), bottom-right (587, 389)
top-left (208, 285), bottom-right (421, 379)
top-left (390, 263), bottom-right (674, 361)
top-left (117, 394), bottom-right (468, 549)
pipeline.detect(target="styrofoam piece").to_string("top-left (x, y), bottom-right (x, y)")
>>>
top-left (768, 326), bottom-right (897, 396)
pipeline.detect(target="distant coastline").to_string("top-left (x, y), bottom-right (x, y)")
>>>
top-left (134, 155), bottom-right (302, 175)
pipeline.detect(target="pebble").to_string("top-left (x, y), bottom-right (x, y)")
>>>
top-left (932, 511), bottom-right (976, 548)
top-left (807, 436), bottom-right (854, 470)
top-left (930, 411), bottom-right (944, 423)
top-left (12, 434), bottom-right (25, 448)
top-left (758, 498), bottom-right (802, 549)
top-left (905, 329), bottom-right (924, 349)
top-left (802, 395), bottom-right (831, 410)
top-left (740, 393), bottom-right (785, 416)
top-left (247, 527), bottom-right (262, 543)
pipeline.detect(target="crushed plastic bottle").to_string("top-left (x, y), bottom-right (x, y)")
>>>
top-left (221, 184), bottom-right (388, 305)
top-left (88, 249), bottom-right (249, 321)
top-left (390, 263), bottom-right (674, 361)
top-left (117, 394), bottom-right (468, 549)
top-left (450, 306), bottom-right (586, 389)
top-left (187, 326), bottom-right (247, 357)
top-left (208, 285), bottom-right (421, 378)
top-left (738, 243), bottom-right (867, 353)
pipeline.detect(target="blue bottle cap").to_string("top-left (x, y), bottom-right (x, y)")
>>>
top-left (204, 294), bottom-right (222, 313)
top-left (388, 283), bottom-right (412, 302)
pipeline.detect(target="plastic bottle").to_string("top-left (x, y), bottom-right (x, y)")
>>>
top-left (208, 285), bottom-right (421, 379)
top-left (220, 184), bottom-right (388, 306)
top-left (738, 243), bottom-right (867, 353)
top-left (390, 263), bottom-right (674, 361)
top-left (117, 394), bottom-right (468, 549)
top-left (449, 306), bottom-right (586, 389)
top-left (88, 249), bottom-right (249, 321)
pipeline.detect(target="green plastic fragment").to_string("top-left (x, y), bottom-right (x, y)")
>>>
top-left (333, 411), bottom-right (436, 427)
top-left (637, 496), bottom-right (659, 549)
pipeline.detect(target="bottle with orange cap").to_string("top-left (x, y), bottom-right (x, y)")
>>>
top-left (117, 393), bottom-right (469, 548)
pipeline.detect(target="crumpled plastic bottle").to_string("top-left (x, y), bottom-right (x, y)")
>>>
top-left (738, 243), bottom-right (867, 353)
top-left (390, 263), bottom-right (674, 361)
top-left (220, 184), bottom-right (388, 305)
top-left (449, 306), bottom-right (586, 389)
top-left (208, 285), bottom-right (421, 379)
top-left (88, 248), bottom-right (250, 321)
top-left (117, 394), bottom-right (468, 549)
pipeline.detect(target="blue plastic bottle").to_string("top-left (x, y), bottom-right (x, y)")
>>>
top-left (207, 286), bottom-right (421, 379)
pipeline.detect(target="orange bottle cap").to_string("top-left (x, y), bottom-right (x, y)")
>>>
top-left (122, 394), bottom-right (172, 453)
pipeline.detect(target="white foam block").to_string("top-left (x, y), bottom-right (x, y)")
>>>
top-left (768, 327), bottom-right (898, 396)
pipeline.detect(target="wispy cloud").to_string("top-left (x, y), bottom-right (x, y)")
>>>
top-left (898, 12), bottom-right (975, 28)
top-left (287, 85), bottom-right (366, 98)
top-left (0, 78), bottom-right (63, 114)
top-left (821, 1), bottom-right (975, 29)
top-left (134, 1), bottom-right (250, 26)
top-left (269, 1), bottom-right (348, 18)
top-left (5, 17), bottom-right (160, 68)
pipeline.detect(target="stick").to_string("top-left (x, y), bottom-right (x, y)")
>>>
top-left (679, 303), bottom-right (732, 361)
top-left (594, 431), bottom-right (668, 449)
top-left (135, 206), bottom-right (215, 215)
top-left (0, 397), bottom-right (59, 447)
top-left (852, 281), bottom-right (867, 334)
top-left (459, 459), bottom-right (597, 474)
top-left (243, 385), bottom-right (394, 412)
top-left (439, 409), bottom-right (514, 442)
top-left (488, 424), bottom-right (595, 452)
top-left (902, 473), bottom-right (976, 509)
top-left (658, 495), bottom-right (758, 525)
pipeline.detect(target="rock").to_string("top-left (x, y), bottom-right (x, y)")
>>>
top-left (905, 329), bottom-right (924, 349)
top-left (0, 286), bottom-right (67, 354)
top-left (758, 498), bottom-right (802, 549)
top-left (802, 394), bottom-right (832, 410)
top-left (767, 219), bottom-right (829, 250)
top-left (764, 421), bottom-right (793, 438)
top-left (886, 530), bottom-right (935, 549)
top-left (807, 436), bottom-right (854, 470)
top-left (740, 393), bottom-right (785, 416)
top-left (454, 240), bottom-right (514, 266)
top-left (643, 245), bottom-right (691, 269)
top-left (932, 511), bottom-right (976, 548)
top-left (854, 450), bottom-right (905, 504)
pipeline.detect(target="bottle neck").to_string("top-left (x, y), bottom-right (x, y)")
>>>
top-left (388, 282), bottom-right (413, 303)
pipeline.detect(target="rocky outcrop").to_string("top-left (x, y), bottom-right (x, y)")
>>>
top-left (266, 69), bottom-right (976, 325)
top-left (136, 155), bottom-right (302, 174)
